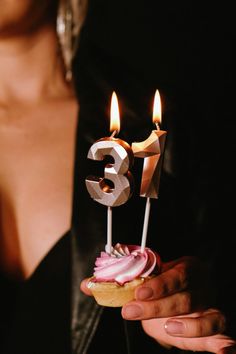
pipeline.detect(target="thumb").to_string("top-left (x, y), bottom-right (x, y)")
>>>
top-left (80, 278), bottom-right (93, 296)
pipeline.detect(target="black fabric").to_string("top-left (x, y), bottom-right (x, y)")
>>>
top-left (0, 232), bottom-right (71, 354)
top-left (87, 307), bottom-right (160, 354)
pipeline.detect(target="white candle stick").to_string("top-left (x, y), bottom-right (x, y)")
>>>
top-left (141, 197), bottom-right (151, 252)
top-left (105, 206), bottom-right (113, 254)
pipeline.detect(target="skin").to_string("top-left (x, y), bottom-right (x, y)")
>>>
top-left (81, 256), bottom-right (236, 353)
top-left (0, 0), bottom-right (78, 279)
top-left (0, 0), bottom-right (57, 37)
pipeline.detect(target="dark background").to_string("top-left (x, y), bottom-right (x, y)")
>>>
top-left (75, 0), bottom-right (235, 256)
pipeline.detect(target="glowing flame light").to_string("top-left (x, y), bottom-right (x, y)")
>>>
top-left (110, 91), bottom-right (120, 134)
top-left (152, 89), bottom-right (162, 125)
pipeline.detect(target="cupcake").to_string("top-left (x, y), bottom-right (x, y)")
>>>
top-left (87, 243), bottom-right (161, 307)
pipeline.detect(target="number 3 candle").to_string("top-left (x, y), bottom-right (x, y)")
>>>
top-left (85, 92), bottom-right (134, 253)
top-left (132, 90), bottom-right (167, 252)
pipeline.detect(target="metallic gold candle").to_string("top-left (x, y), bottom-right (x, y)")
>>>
top-left (85, 92), bottom-right (134, 253)
top-left (86, 137), bottom-right (133, 207)
top-left (132, 90), bottom-right (167, 251)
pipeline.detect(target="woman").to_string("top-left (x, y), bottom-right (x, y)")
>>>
top-left (0, 0), bottom-right (235, 353)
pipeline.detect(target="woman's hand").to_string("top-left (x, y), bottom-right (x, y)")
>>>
top-left (80, 256), bottom-right (236, 353)
top-left (120, 256), bottom-right (236, 353)
top-left (121, 256), bottom-right (211, 321)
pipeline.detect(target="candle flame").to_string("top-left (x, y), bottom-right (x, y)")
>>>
top-left (110, 91), bottom-right (120, 134)
top-left (152, 89), bottom-right (162, 125)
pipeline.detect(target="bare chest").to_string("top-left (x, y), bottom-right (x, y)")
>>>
top-left (0, 101), bottom-right (78, 279)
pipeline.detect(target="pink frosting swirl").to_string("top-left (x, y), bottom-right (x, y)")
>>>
top-left (93, 243), bottom-right (161, 285)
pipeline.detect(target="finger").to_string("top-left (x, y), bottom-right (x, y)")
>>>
top-left (122, 291), bottom-right (193, 320)
top-left (135, 257), bottom-right (200, 301)
top-left (135, 261), bottom-right (190, 301)
top-left (142, 318), bottom-right (235, 353)
top-left (80, 278), bottom-right (92, 296)
top-left (165, 309), bottom-right (226, 337)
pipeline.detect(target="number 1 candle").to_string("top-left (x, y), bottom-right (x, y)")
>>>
top-left (85, 92), bottom-right (134, 253)
top-left (132, 90), bottom-right (167, 252)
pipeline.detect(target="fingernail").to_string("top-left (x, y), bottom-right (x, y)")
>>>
top-left (123, 305), bottom-right (143, 319)
top-left (165, 320), bottom-right (184, 335)
top-left (136, 287), bottom-right (153, 300)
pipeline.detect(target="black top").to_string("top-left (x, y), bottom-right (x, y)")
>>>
top-left (0, 231), bottom-right (71, 354)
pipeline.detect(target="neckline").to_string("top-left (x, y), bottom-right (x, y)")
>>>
top-left (24, 229), bottom-right (71, 284)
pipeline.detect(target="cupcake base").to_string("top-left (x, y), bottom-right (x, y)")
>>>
top-left (87, 276), bottom-right (154, 307)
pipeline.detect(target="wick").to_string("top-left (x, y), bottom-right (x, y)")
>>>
top-left (155, 122), bottom-right (160, 131)
top-left (110, 130), bottom-right (117, 138)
